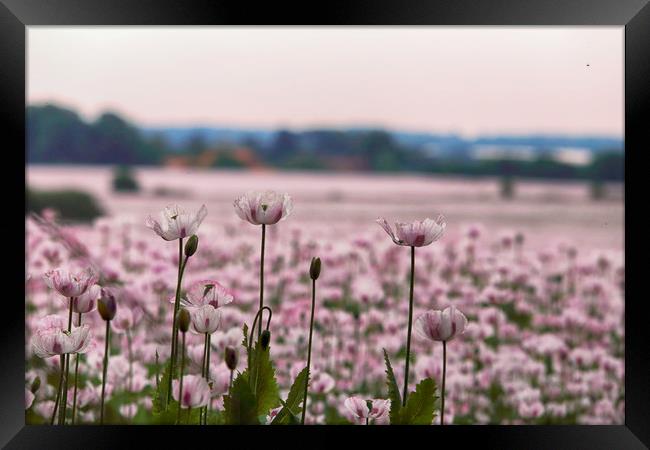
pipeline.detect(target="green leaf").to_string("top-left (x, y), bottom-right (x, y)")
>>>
top-left (383, 348), bottom-right (402, 424)
top-left (399, 377), bottom-right (438, 425)
top-left (152, 359), bottom-right (172, 414)
top-left (242, 323), bottom-right (252, 370)
top-left (223, 371), bottom-right (260, 425)
top-left (271, 366), bottom-right (309, 425)
top-left (249, 340), bottom-right (281, 416)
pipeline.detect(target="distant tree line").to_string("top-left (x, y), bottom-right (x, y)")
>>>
top-left (27, 104), bottom-right (623, 182)
top-left (28, 105), bottom-right (166, 165)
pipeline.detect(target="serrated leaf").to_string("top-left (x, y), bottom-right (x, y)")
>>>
top-left (152, 359), bottom-right (172, 414)
top-left (223, 371), bottom-right (260, 425)
top-left (399, 377), bottom-right (438, 425)
top-left (271, 366), bottom-right (309, 425)
top-left (383, 348), bottom-right (402, 424)
top-left (152, 399), bottom-right (201, 425)
top-left (249, 341), bottom-right (281, 416)
top-left (242, 323), bottom-right (252, 370)
top-left (242, 323), bottom-right (249, 349)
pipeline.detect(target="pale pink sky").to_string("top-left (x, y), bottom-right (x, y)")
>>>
top-left (27, 27), bottom-right (623, 137)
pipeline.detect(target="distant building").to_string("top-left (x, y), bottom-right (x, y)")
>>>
top-left (471, 145), bottom-right (537, 161)
top-left (552, 147), bottom-right (593, 166)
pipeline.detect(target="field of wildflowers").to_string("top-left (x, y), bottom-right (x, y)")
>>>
top-left (25, 190), bottom-right (624, 425)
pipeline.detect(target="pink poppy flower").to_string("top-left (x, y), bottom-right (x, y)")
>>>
top-left (344, 397), bottom-right (390, 421)
top-left (31, 324), bottom-right (93, 358)
top-left (73, 284), bottom-right (101, 314)
top-left (172, 375), bottom-right (210, 409)
top-left (344, 396), bottom-right (369, 419)
top-left (145, 204), bottom-right (207, 241)
top-left (414, 306), bottom-right (468, 342)
top-left (376, 215), bottom-right (446, 247)
top-left (25, 389), bottom-right (35, 409)
top-left (111, 306), bottom-right (143, 333)
top-left (234, 191), bottom-right (293, 226)
top-left (43, 268), bottom-right (98, 298)
top-left (181, 280), bottom-right (234, 310)
top-left (190, 305), bottom-right (221, 334)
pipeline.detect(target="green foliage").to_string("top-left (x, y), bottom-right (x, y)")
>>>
top-left (590, 179), bottom-right (605, 200)
top-left (152, 360), bottom-right (172, 415)
top-left (213, 151), bottom-right (246, 169)
top-left (112, 165), bottom-right (140, 192)
top-left (223, 371), bottom-right (260, 425)
top-left (271, 366), bottom-right (308, 425)
top-left (223, 324), bottom-right (281, 424)
top-left (28, 104), bottom-right (166, 165)
top-left (500, 175), bottom-right (515, 199)
top-left (248, 341), bottom-right (281, 416)
top-left (383, 349), bottom-right (438, 425)
top-left (398, 378), bottom-right (438, 425)
top-left (26, 188), bottom-right (104, 222)
top-left (383, 349), bottom-right (402, 424)
top-left (499, 302), bottom-right (532, 329)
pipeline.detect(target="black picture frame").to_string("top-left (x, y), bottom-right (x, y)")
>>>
top-left (3, 0), bottom-right (648, 448)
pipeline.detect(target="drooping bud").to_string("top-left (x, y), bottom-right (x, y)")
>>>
top-left (178, 308), bottom-right (191, 333)
top-left (225, 346), bottom-right (238, 370)
top-left (260, 330), bottom-right (271, 350)
top-left (98, 288), bottom-right (117, 321)
top-left (30, 376), bottom-right (41, 394)
top-left (184, 234), bottom-right (199, 257)
top-left (309, 257), bottom-right (321, 281)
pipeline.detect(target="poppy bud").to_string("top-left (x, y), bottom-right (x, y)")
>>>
top-left (30, 376), bottom-right (41, 394)
top-left (184, 234), bottom-right (199, 257)
top-left (225, 346), bottom-right (238, 370)
top-left (309, 257), bottom-right (321, 281)
top-left (98, 288), bottom-right (117, 321)
top-left (178, 308), bottom-right (191, 333)
top-left (260, 330), bottom-right (271, 350)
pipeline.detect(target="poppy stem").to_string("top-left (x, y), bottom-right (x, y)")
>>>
top-left (258, 224), bottom-right (266, 338)
top-left (441, 340), bottom-right (447, 425)
top-left (168, 237), bottom-right (186, 406)
top-left (402, 246), bottom-right (415, 406)
top-left (51, 355), bottom-right (64, 425)
top-left (71, 312), bottom-right (82, 424)
top-left (204, 333), bottom-right (211, 425)
top-left (100, 320), bottom-right (110, 425)
top-left (126, 329), bottom-right (133, 394)
top-left (301, 278), bottom-right (317, 425)
top-left (176, 331), bottom-right (186, 424)
top-left (199, 332), bottom-right (208, 425)
top-left (58, 298), bottom-right (74, 424)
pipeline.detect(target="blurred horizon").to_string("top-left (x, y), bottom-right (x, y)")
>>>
top-left (28, 27), bottom-right (623, 137)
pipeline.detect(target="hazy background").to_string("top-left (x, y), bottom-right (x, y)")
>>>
top-left (26, 27), bottom-right (624, 250)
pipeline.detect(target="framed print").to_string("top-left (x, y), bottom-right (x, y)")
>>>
top-left (2, 0), bottom-right (649, 448)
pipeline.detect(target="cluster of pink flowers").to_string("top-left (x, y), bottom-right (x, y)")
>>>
top-left (25, 192), bottom-right (624, 425)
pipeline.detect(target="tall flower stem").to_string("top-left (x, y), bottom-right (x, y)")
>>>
top-left (203, 333), bottom-right (211, 425)
top-left (402, 246), bottom-right (415, 406)
top-left (176, 331), bottom-right (187, 424)
top-left (200, 333), bottom-right (208, 425)
top-left (301, 278), bottom-right (317, 425)
top-left (58, 297), bottom-right (75, 424)
top-left (258, 224), bottom-right (266, 338)
top-left (228, 370), bottom-right (233, 396)
top-left (441, 340), bottom-right (447, 425)
top-left (51, 355), bottom-right (65, 425)
top-left (71, 312), bottom-right (82, 424)
top-left (126, 329), bottom-right (134, 394)
top-left (100, 320), bottom-right (111, 425)
top-left (168, 237), bottom-right (187, 405)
